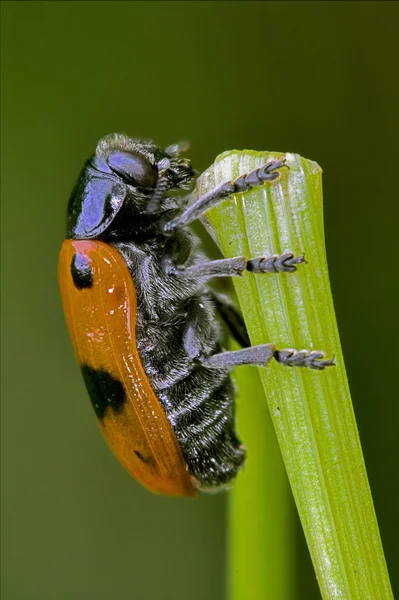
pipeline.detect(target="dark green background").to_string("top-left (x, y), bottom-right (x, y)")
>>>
top-left (2, 2), bottom-right (398, 599)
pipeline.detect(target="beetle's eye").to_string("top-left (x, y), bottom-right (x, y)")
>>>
top-left (107, 151), bottom-right (157, 188)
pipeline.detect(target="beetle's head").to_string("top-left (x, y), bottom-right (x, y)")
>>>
top-left (67, 133), bottom-right (195, 240)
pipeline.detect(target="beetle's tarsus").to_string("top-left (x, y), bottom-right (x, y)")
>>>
top-left (247, 252), bottom-right (306, 274)
top-left (274, 348), bottom-right (336, 370)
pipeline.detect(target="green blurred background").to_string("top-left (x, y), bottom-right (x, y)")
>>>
top-left (2, 2), bottom-right (398, 599)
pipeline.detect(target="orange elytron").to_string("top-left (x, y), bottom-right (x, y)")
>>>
top-left (59, 239), bottom-right (196, 496)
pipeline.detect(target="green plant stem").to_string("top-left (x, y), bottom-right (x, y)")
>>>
top-left (228, 364), bottom-right (294, 600)
top-left (198, 151), bottom-right (393, 600)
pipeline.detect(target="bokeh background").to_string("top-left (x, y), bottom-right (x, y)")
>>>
top-left (2, 2), bottom-right (398, 599)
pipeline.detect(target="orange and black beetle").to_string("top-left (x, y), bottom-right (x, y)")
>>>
top-left (59, 134), bottom-right (333, 496)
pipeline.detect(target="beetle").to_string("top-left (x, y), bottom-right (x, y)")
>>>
top-left (58, 133), bottom-right (334, 496)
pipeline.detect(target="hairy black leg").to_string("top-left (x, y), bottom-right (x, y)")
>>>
top-left (207, 289), bottom-right (251, 348)
top-left (275, 349), bottom-right (335, 370)
top-left (168, 251), bottom-right (305, 280)
top-left (162, 159), bottom-right (286, 232)
top-left (200, 346), bottom-right (335, 370)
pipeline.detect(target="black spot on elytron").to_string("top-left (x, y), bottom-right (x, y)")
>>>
top-left (71, 252), bottom-right (93, 289)
top-left (134, 450), bottom-right (155, 465)
top-left (81, 365), bottom-right (126, 419)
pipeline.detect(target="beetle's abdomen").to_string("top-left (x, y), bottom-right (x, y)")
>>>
top-left (160, 367), bottom-right (246, 489)
top-left (114, 240), bottom-right (246, 490)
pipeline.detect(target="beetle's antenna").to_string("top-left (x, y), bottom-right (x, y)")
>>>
top-left (147, 177), bottom-right (169, 213)
top-left (147, 158), bottom-right (171, 214)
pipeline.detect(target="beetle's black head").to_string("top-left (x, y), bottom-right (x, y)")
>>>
top-left (67, 133), bottom-right (195, 240)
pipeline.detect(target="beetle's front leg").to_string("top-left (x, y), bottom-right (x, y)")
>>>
top-left (162, 158), bottom-right (287, 232)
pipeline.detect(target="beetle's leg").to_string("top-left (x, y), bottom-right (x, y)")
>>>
top-left (247, 252), bottom-right (306, 274)
top-left (168, 251), bottom-right (305, 279)
top-left (207, 288), bottom-right (251, 348)
top-left (181, 292), bottom-right (251, 359)
top-left (168, 257), bottom-right (247, 278)
top-left (162, 159), bottom-right (286, 232)
top-left (200, 345), bottom-right (276, 369)
top-left (274, 349), bottom-right (336, 370)
top-left (200, 346), bottom-right (335, 370)
top-left (182, 295), bottom-right (217, 359)
top-left (208, 289), bottom-right (251, 348)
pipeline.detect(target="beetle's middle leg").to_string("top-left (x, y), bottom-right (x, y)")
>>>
top-left (170, 259), bottom-right (335, 370)
top-left (167, 251), bottom-right (306, 279)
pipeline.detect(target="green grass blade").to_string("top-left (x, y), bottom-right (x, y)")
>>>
top-left (228, 364), bottom-right (294, 600)
top-left (198, 151), bottom-right (393, 600)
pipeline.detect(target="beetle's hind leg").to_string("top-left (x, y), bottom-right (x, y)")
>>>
top-left (207, 289), bottom-right (251, 348)
top-left (202, 287), bottom-right (335, 369)
top-left (200, 345), bottom-right (335, 371)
